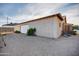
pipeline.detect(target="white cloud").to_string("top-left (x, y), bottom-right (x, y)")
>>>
top-left (17, 3), bottom-right (64, 16)
top-left (0, 3), bottom-right (79, 26)
top-left (9, 3), bottom-right (64, 24)
top-left (61, 5), bottom-right (79, 25)
top-left (67, 17), bottom-right (79, 25)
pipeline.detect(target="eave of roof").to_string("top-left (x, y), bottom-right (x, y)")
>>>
top-left (20, 13), bottom-right (64, 25)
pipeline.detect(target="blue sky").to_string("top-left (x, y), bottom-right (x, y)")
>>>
top-left (0, 3), bottom-right (79, 26)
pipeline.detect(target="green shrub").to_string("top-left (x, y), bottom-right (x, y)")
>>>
top-left (69, 31), bottom-right (77, 35)
top-left (33, 28), bottom-right (36, 32)
top-left (27, 28), bottom-right (36, 36)
top-left (15, 30), bottom-right (21, 33)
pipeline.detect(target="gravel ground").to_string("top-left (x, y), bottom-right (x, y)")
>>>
top-left (0, 33), bottom-right (79, 56)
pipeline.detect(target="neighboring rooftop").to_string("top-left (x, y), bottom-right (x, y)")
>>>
top-left (2, 23), bottom-right (19, 26)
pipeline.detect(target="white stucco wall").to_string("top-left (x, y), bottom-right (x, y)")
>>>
top-left (2, 25), bottom-right (21, 32)
top-left (55, 17), bottom-right (63, 38)
top-left (14, 25), bottom-right (21, 31)
top-left (22, 16), bottom-right (62, 38)
top-left (21, 25), bottom-right (29, 33)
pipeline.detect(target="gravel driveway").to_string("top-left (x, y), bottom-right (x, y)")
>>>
top-left (0, 33), bottom-right (79, 56)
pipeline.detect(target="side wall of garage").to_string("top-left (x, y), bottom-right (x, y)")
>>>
top-left (24, 16), bottom-right (61, 38)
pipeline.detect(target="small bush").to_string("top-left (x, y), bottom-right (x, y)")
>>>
top-left (69, 31), bottom-right (77, 35)
top-left (27, 28), bottom-right (36, 36)
top-left (33, 28), bottom-right (36, 32)
top-left (15, 30), bottom-right (21, 33)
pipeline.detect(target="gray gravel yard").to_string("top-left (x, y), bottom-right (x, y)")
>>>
top-left (0, 33), bottom-right (79, 56)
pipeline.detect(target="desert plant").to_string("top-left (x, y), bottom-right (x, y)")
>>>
top-left (33, 28), bottom-right (36, 32)
top-left (27, 28), bottom-right (36, 36)
top-left (69, 31), bottom-right (77, 35)
top-left (15, 30), bottom-right (21, 33)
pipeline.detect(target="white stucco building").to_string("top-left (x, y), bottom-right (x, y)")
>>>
top-left (2, 23), bottom-right (21, 32)
top-left (2, 13), bottom-right (67, 38)
top-left (19, 13), bottom-right (67, 38)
